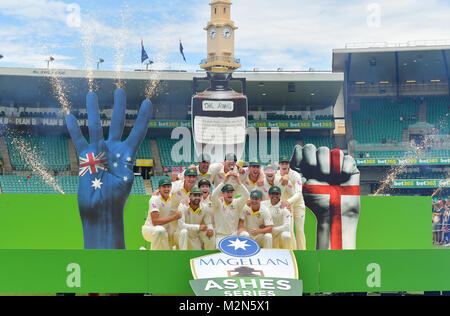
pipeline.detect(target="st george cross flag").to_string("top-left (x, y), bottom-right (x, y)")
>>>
top-left (141, 39), bottom-right (149, 63)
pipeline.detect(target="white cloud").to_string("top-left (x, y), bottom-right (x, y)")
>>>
top-left (0, 40), bottom-right (76, 68)
top-left (229, 0), bottom-right (450, 69)
top-left (0, 0), bottom-right (80, 68)
top-left (0, 0), bottom-right (69, 23)
top-left (1, 0), bottom-right (450, 71)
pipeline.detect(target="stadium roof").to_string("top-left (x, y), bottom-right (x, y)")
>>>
top-left (332, 45), bottom-right (450, 85)
top-left (0, 67), bottom-right (343, 110)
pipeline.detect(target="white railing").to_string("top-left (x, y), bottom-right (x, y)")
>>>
top-left (200, 56), bottom-right (241, 65)
top-left (345, 39), bottom-right (450, 49)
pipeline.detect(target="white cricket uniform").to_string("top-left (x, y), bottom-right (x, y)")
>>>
top-left (211, 163), bottom-right (246, 194)
top-left (261, 200), bottom-right (293, 249)
top-left (201, 194), bottom-right (215, 226)
top-left (142, 195), bottom-right (177, 250)
top-left (278, 169), bottom-right (306, 250)
top-left (240, 204), bottom-right (274, 248)
top-left (260, 174), bottom-right (299, 201)
top-left (241, 171), bottom-right (265, 194)
top-left (170, 180), bottom-right (192, 208)
top-left (176, 204), bottom-right (215, 250)
top-left (261, 174), bottom-right (281, 201)
top-left (211, 182), bottom-right (250, 246)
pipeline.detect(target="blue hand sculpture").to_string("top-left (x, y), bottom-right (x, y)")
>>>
top-left (66, 88), bottom-right (152, 249)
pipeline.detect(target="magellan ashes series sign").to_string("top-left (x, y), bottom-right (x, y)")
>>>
top-left (189, 236), bottom-right (303, 296)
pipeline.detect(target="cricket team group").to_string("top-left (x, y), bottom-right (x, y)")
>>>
top-left (142, 153), bottom-right (307, 251)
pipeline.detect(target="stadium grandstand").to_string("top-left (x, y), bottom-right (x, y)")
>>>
top-left (333, 43), bottom-right (450, 197)
top-left (0, 67), bottom-right (341, 195)
top-left (0, 43), bottom-right (448, 198)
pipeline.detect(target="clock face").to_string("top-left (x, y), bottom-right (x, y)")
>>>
top-left (222, 26), bottom-right (232, 39)
top-left (209, 27), bottom-right (217, 39)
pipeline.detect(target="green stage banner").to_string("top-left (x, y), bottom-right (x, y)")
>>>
top-left (0, 194), bottom-right (436, 294)
top-left (393, 179), bottom-right (450, 188)
top-left (0, 249), bottom-right (449, 294)
top-left (356, 157), bottom-right (450, 166)
top-left (147, 120), bottom-right (334, 129)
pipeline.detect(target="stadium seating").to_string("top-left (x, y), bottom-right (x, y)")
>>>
top-left (352, 98), bottom-right (419, 144)
top-left (428, 149), bottom-right (450, 158)
top-left (315, 115), bottom-right (334, 120)
top-left (243, 136), bottom-right (300, 162)
top-left (6, 135), bottom-right (70, 171)
top-left (355, 151), bottom-right (414, 159)
top-left (150, 176), bottom-right (167, 192)
top-left (132, 176), bottom-right (147, 195)
top-left (157, 137), bottom-right (194, 167)
top-left (19, 111), bottom-right (59, 118)
top-left (355, 149), bottom-right (450, 159)
top-left (426, 96), bottom-right (449, 135)
top-left (266, 113), bottom-right (303, 121)
top-left (396, 171), bottom-right (448, 180)
top-left (300, 136), bottom-right (333, 149)
top-left (136, 137), bottom-right (153, 160)
top-left (0, 175), bottom-right (147, 195)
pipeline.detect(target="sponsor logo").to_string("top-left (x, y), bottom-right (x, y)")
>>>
top-left (218, 236), bottom-right (260, 258)
top-left (190, 236), bottom-right (302, 296)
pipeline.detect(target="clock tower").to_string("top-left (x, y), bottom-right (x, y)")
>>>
top-left (192, 0), bottom-right (247, 163)
top-left (200, 0), bottom-right (241, 72)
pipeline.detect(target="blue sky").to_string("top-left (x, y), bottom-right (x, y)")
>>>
top-left (1, 0), bottom-right (450, 72)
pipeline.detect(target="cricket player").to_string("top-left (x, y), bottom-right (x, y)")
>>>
top-left (170, 167), bottom-right (198, 207)
top-left (261, 164), bottom-right (281, 200)
top-left (278, 156), bottom-right (307, 250)
top-left (211, 171), bottom-right (250, 246)
top-left (176, 153), bottom-right (218, 185)
top-left (211, 153), bottom-right (243, 187)
top-left (239, 190), bottom-right (274, 248)
top-left (142, 178), bottom-right (181, 250)
top-left (261, 186), bottom-right (293, 249)
top-left (177, 187), bottom-right (215, 250)
top-left (241, 160), bottom-right (266, 193)
top-left (198, 178), bottom-right (214, 225)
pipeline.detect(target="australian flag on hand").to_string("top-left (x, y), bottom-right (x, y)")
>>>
top-left (141, 39), bottom-right (149, 63)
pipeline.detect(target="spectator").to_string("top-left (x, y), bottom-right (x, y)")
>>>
top-left (433, 200), bottom-right (445, 245)
top-left (442, 202), bottom-right (450, 246)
